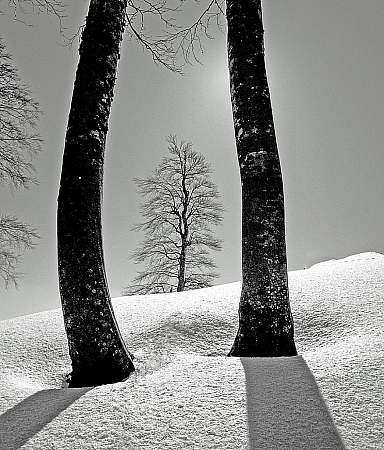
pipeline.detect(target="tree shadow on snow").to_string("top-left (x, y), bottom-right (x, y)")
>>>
top-left (0, 387), bottom-right (92, 450)
top-left (241, 356), bottom-right (346, 450)
top-left (129, 311), bottom-right (237, 357)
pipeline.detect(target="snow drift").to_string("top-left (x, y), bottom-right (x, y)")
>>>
top-left (0, 252), bottom-right (383, 449)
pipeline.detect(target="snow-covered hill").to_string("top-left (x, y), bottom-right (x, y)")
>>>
top-left (0, 252), bottom-right (383, 449)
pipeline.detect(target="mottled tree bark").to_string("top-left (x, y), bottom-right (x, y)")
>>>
top-left (227, 0), bottom-right (297, 357)
top-left (57, 0), bottom-right (134, 387)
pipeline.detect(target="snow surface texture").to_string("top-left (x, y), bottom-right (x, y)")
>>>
top-left (0, 252), bottom-right (383, 449)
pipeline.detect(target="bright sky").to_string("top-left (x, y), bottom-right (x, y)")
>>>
top-left (1, 0), bottom-right (384, 319)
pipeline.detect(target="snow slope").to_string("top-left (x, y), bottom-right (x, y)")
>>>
top-left (0, 252), bottom-right (383, 449)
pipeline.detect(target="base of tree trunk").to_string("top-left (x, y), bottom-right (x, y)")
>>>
top-left (227, 324), bottom-right (297, 358)
top-left (227, 290), bottom-right (297, 358)
top-left (228, 340), bottom-right (297, 358)
top-left (65, 357), bottom-right (135, 388)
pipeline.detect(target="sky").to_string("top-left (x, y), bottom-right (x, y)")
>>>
top-left (1, 0), bottom-right (384, 319)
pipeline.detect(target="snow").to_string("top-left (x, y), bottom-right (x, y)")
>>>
top-left (1, 252), bottom-right (383, 449)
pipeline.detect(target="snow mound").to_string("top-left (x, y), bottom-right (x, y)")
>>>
top-left (0, 252), bottom-right (383, 449)
top-left (307, 251), bottom-right (383, 270)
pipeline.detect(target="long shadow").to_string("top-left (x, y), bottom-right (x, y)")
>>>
top-left (241, 355), bottom-right (346, 450)
top-left (0, 387), bottom-right (92, 450)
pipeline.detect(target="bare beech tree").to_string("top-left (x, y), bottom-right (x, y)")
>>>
top-left (124, 135), bottom-right (223, 295)
top-left (226, 0), bottom-right (297, 356)
top-left (0, 37), bottom-right (41, 287)
top-left (57, 0), bottom-right (136, 388)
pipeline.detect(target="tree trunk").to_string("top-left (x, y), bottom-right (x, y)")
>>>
top-left (57, 0), bottom-right (134, 387)
top-left (227, 0), bottom-right (297, 357)
top-left (177, 239), bottom-right (186, 292)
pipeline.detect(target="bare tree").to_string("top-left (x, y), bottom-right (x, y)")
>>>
top-left (57, 0), bottom-right (135, 388)
top-left (124, 135), bottom-right (223, 295)
top-left (0, 36), bottom-right (41, 287)
top-left (226, 0), bottom-right (297, 356)
top-left (0, 214), bottom-right (39, 287)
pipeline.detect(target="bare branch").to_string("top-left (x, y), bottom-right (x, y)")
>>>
top-left (0, 213), bottom-right (39, 287)
top-left (125, 0), bottom-right (226, 73)
top-left (1, 0), bottom-right (67, 35)
top-left (0, 37), bottom-right (41, 288)
top-left (0, 37), bottom-right (42, 190)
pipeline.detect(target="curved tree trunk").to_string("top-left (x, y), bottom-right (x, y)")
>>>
top-left (57, 0), bottom-right (134, 387)
top-left (227, 0), bottom-right (297, 357)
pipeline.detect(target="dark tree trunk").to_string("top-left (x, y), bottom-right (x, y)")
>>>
top-left (227, 0), bottom-right (297, 357)
top-left (177, 240), bottom-right (186, 292)
top-left (177, 173), bottom-right (189, 292)
top-left (57, 0), bottom-right (134, 387)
